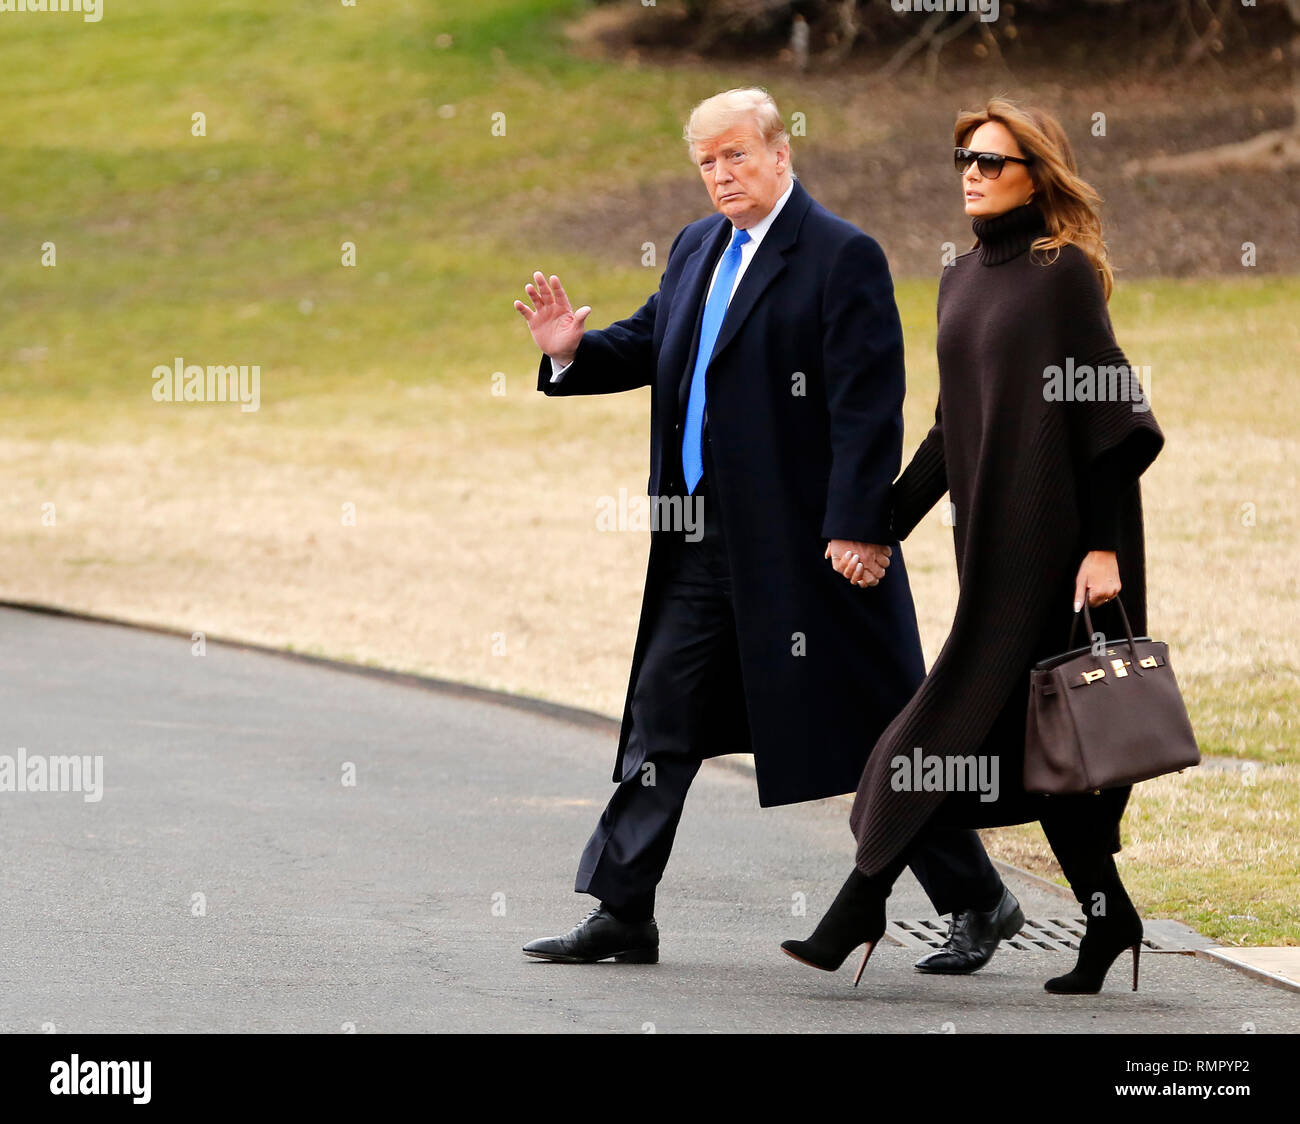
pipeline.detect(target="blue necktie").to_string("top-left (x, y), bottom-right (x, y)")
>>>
top-left (681, 226), bottom-right (750, 494)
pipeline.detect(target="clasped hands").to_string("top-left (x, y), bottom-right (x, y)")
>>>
top-left (826, 539), bottom-right (892, 588)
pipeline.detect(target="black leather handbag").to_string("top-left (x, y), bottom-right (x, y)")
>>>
top-left (1025, 596), bottom-right (1200, 794)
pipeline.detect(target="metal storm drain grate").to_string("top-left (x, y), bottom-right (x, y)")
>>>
top-left (886, 917), bottom-right (1193, 953)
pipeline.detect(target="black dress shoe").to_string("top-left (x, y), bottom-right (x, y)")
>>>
top-left (522, 906), bottom-right (659, 964)
top-left (913, 888), bottom-right (1024, 974)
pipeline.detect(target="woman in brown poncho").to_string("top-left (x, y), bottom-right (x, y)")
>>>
top-left (783, 99), bottom-right (1165, 994)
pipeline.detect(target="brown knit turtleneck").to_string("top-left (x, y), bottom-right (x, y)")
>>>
top-left (971, 201), bottom-right (1048, 266)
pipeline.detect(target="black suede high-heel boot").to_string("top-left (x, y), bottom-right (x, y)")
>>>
top-left (781, 867), bottom-right (889, 986)
top-left (1045, 858), bottom-right (1144, 994)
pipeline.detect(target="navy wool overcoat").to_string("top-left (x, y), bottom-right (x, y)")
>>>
top-left (536, 177), bottom-right (926, 806)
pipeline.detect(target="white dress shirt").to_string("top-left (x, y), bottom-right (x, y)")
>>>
top-left (548, 177), bottom-right (797, 382)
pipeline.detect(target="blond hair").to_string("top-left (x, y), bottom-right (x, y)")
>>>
top-left (955, 97), bottom-right (1114, 300)
top-left (683, 87), bottom-right (792, 171)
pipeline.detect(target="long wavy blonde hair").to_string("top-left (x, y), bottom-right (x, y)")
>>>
top-left (955, 98), bottom-right (1114, 300)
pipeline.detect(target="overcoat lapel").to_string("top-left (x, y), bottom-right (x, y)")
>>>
top-left (709, 187), bottom-right (804, 362)
top-left (663, 179), bottom-right (814, 420)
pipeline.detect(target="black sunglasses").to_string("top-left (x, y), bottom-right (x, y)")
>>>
top-left (954, 146), bottom-right (1033, 179)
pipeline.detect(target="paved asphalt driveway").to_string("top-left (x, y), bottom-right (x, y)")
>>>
top-left (0, 607), bottom-right (1294, 1033)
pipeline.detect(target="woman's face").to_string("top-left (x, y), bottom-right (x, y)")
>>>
top-left (960, 121), bottom-right (1035, 218)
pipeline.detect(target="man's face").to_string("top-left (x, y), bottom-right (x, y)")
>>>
top-left (694, 124), bottom-right (788, 229)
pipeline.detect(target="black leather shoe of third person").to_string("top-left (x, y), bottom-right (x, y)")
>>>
top-left (522, 906), bottom-right (659, 964)
top-left (913, 888), bottom-right (1024, 974)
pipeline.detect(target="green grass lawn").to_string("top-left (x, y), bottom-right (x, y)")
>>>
top-left (1, 0), bottom-right (1294, 943)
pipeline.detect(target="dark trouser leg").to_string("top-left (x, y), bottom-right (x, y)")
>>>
top-left (576, 747), bottom-right (703, 916)
top-left (905, 825), bottom-right (1005, 916)
top-left (575, 460), bottom-right (735, 917)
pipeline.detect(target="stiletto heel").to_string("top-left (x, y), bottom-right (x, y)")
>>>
top-left (781, 867), bottom-right (888, 983)
top-left (1045, 919), bottom-right (1144, 994)
top-left (853, 940), bottom-right (878, 987)
top-left (1044, 852), bottom-right (1144, 995)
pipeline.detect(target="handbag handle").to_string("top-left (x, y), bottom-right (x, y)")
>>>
top-left (1066, 592), bottom-right (1145, 677)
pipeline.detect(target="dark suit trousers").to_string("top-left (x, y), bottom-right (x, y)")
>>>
top-left (576, 437), bottom-right (1005, 919)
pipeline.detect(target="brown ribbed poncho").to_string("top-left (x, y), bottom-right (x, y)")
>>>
top-left (849, 203), bottom-right (1165, 875)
